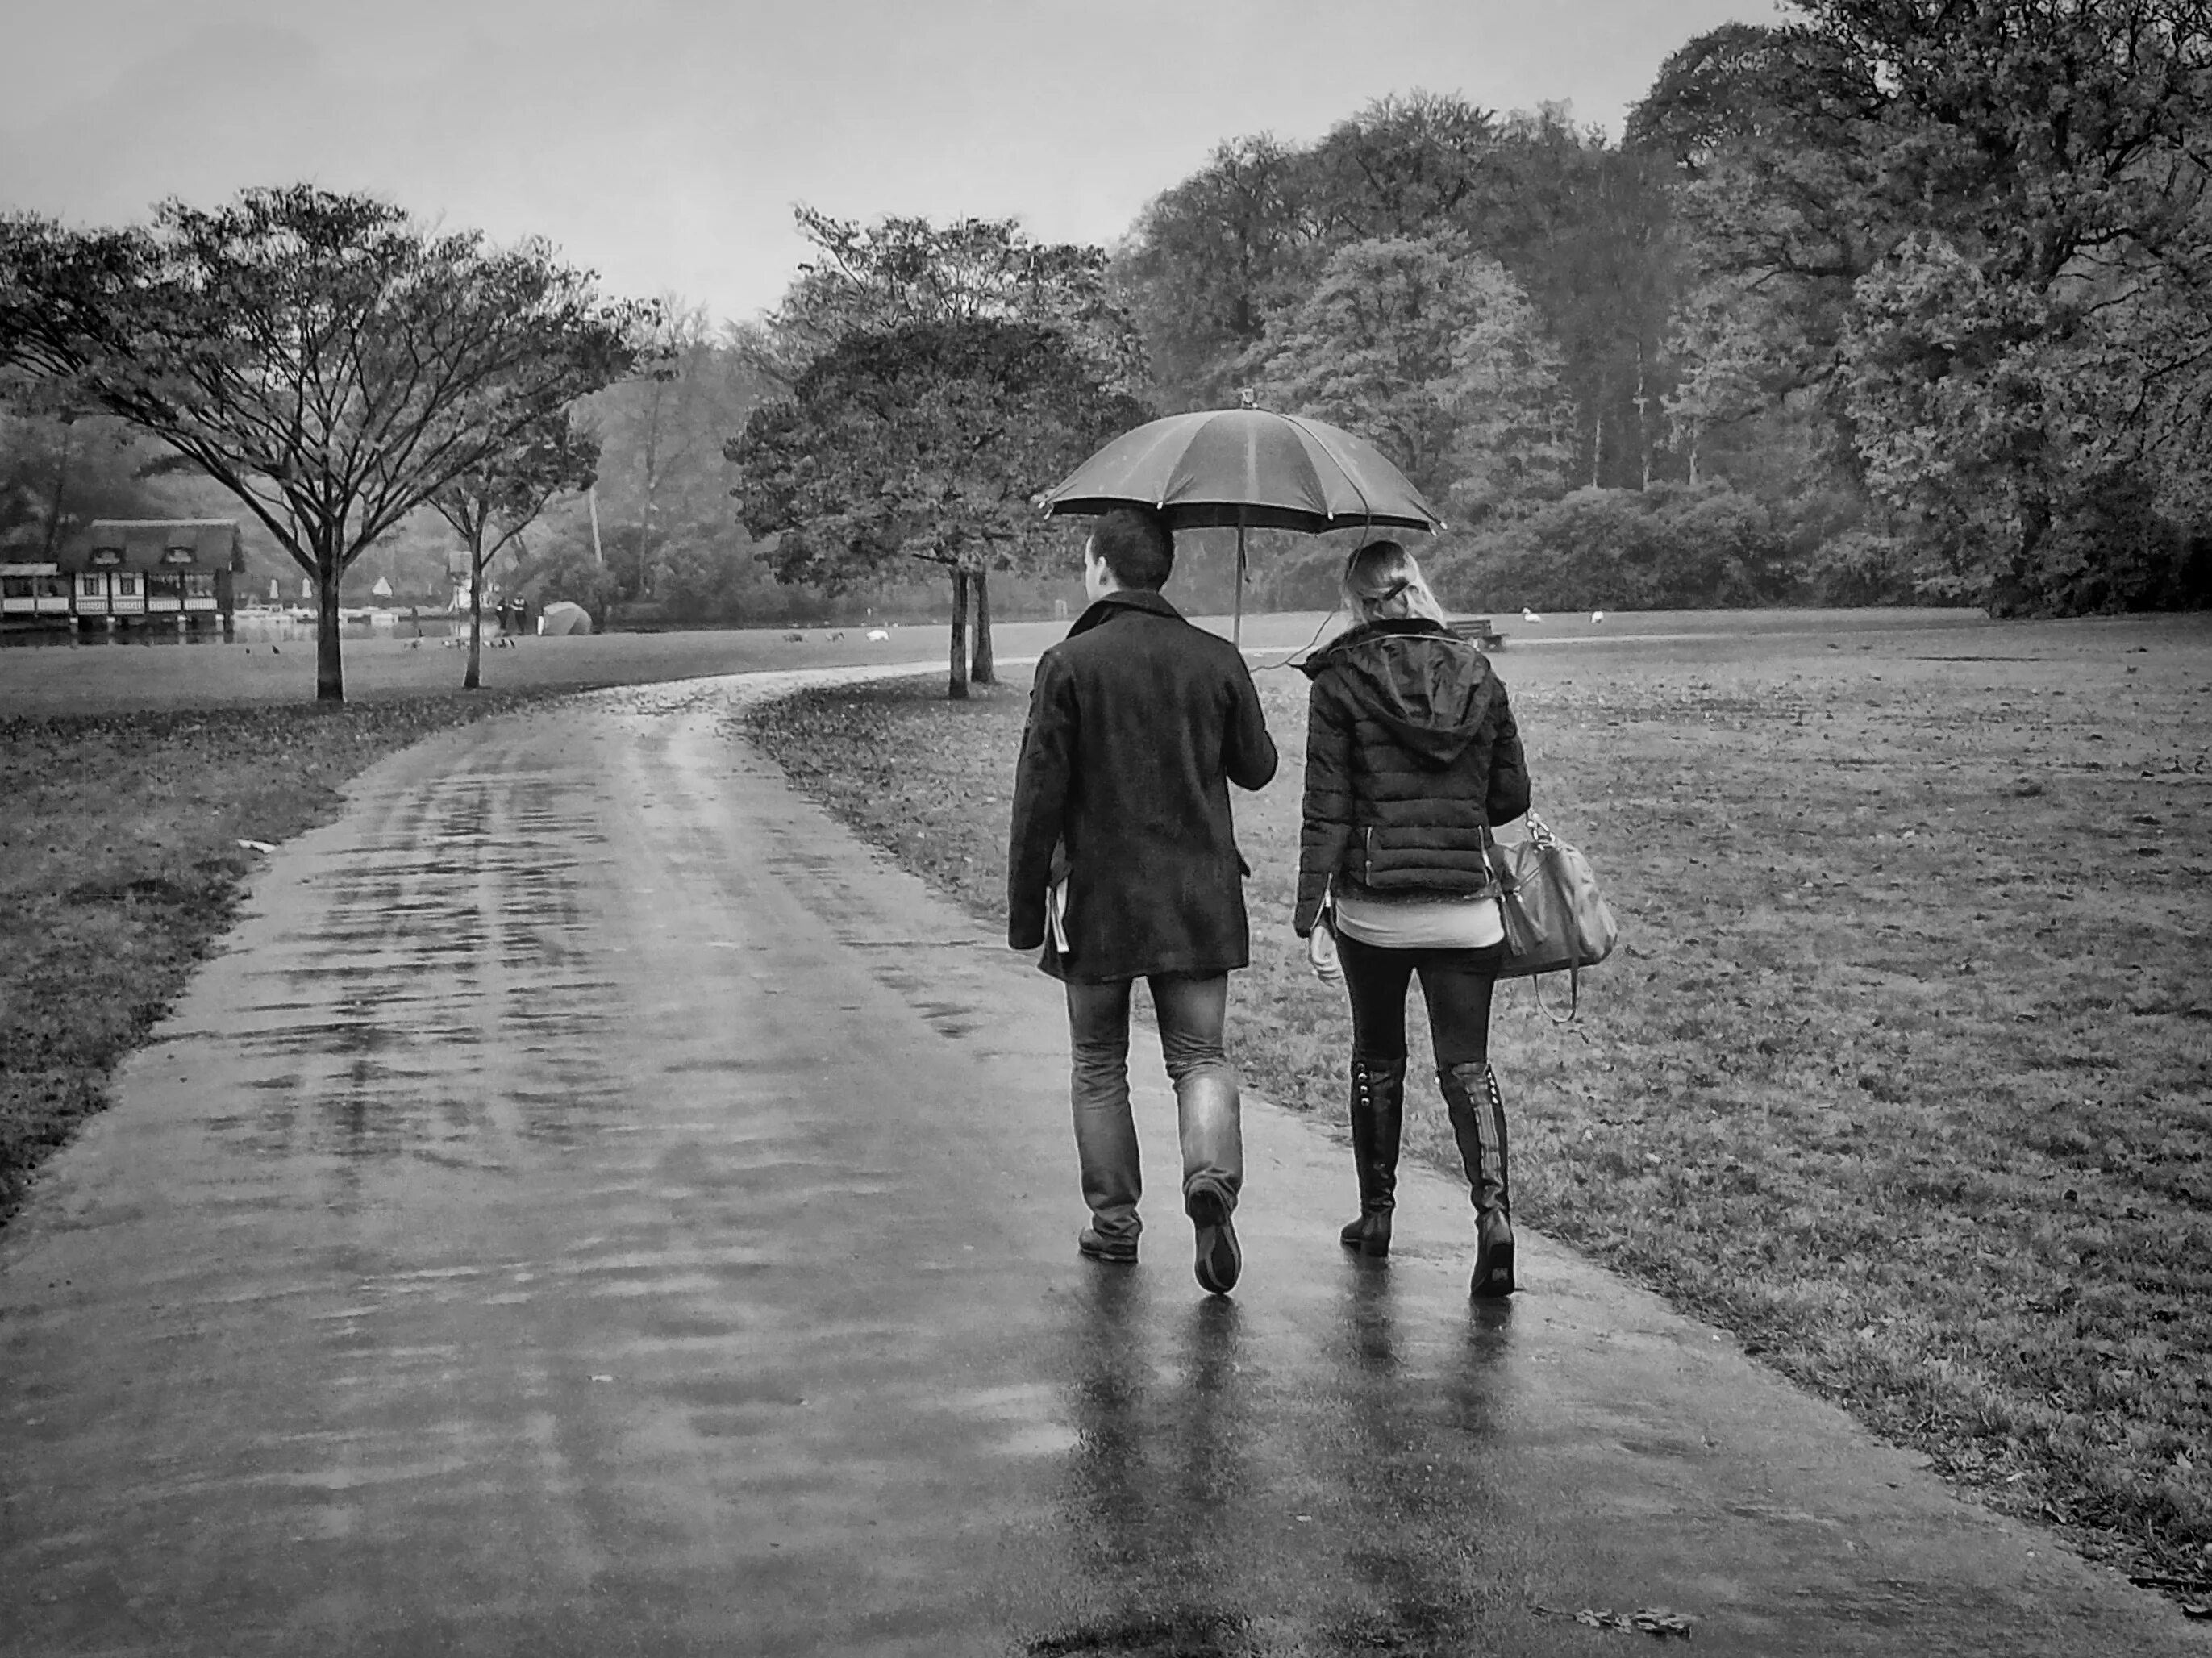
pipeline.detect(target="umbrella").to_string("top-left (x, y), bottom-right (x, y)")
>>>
top-left (1037, 398), bottom-right (1443, 644)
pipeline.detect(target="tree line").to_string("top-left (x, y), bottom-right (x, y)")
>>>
top-left (731, 0), bottom-right (2212, 648)
top-left (6, 1), bottom-right (2207, 708)
top-left (1115, 2), bottom-right (2212, 617)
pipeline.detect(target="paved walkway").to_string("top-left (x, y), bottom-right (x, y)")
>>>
top-left (2, 673), bottom-right (2202, 1656)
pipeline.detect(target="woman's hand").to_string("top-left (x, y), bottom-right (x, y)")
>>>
top-left (1306, 919), bottom-right (1343, 985)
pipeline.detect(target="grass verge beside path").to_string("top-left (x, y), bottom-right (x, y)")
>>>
top-left (744, 614), bottom-right (2212, 1603)
top-left (0, 689), bottom-right (566, 1224)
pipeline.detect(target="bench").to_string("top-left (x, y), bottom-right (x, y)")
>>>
top-left (1447, 615), bottom-right (1505, 650)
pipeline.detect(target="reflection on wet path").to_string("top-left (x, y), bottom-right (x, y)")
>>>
top-left (223, 763), bottom-right (630, 1181)
top-left (2, 673), bottom-right (2190, 1658)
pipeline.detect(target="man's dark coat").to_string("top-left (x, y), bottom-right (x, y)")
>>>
top-left (1007, 589), bottom-right (1278, 982)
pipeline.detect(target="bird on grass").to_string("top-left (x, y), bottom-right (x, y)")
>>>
top-left (1521, 607), bottom-right (1543, 623)
top-left (1591, 610), bottom-right (1606, 623)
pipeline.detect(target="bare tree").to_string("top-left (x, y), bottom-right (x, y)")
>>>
top-left (0, 185), bottom-right (660, 699)
top-left (427, 412), bottom-right (599, 689)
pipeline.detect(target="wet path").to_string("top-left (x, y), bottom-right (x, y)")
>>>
top-left (1, 675), bottom-right (2202, 1656)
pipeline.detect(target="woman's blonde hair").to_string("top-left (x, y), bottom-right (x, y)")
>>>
top-left (1342, 539), bottom-right (1447, 625)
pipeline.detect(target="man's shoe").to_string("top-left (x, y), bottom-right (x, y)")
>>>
top-left (1077, 1227), bottom-right (1138, 1264)
top-left (1186, 1185), bottom-right (1241, 1295)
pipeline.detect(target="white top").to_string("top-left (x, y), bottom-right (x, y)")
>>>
top-left (1332, 886), bottom-right (1504, 950)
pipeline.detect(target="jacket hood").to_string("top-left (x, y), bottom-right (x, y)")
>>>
top-left (1300, 619), bottom-right (1499, 766)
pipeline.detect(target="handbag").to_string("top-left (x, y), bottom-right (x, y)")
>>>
top-left (1487, 814), bottom-right (1618, 1020)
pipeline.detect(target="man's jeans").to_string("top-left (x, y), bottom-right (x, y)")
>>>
top-left (1064, 973), bottom-right (1243, 1246)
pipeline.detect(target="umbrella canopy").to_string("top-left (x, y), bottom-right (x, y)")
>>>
top-left (1037, 406), bottom-right (1443, 536)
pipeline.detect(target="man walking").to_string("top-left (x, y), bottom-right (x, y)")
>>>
top-left (1007, 507), bottom-right (1278, 1294)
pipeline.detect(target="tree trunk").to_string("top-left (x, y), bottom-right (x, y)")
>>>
top-left (970, 567), bottom-right (994, 685)
top-left (465, 545), bottom-right (485, 690)
top-left (315, 543), bottom-right (345, 703)
top-left (947, 568), bottom-right (971, 701)
top-left (1993, 491), bottom-right (2053, 618)
top-left (1635, 341), bottom-right (1653, 491)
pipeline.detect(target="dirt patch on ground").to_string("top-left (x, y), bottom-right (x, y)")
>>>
top-left (745, 611), bottom-right (2212, 1596)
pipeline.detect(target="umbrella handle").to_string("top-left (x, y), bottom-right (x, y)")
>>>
top-left (1232, 523), bottom-right (1245, 648)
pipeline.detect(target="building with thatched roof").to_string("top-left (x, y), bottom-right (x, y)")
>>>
top-left (18, 519), bottom-right (248, 635)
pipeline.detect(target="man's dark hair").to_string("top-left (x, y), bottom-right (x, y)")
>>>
top-left (1090, 506), bottom-right (1175, 591)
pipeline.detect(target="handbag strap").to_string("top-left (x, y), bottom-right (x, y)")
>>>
top-left (1529, 965), bottom-right (1593, 1035)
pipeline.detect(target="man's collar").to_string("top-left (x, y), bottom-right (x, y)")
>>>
top-left (1068, 587), bottom-right (1183, 635)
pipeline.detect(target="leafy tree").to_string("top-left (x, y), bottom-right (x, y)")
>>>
top-left (1661, 274), bottom-right (1787, 485)
top-left (1814, 0), bottom-right (2212, 610)
top-left (1111, 135), bottom-right (1320, 410)
top-left (1482, 110), bottom-right (1685, 490)
top-left (1635, 4), bottom-right (2212, 610)
top-left (746, 207), bottom-right (1146, 396)
top-left (1110, 94), bottom-right (1518, 416)
top-left (427, 412), bottom-right (598, 689)
top-left (1253, 231), bottom-right (1573, 519)
top-left (1630, 22), bottom-right (1895, 492)
top-left (584, 298), bottom-right (768, 602)
top-left (1116, 96), bottom-right (1682, 489)
top-left (731, 319), bottom-right (1148, 698)
top-left (0, 400), bottom-right (177, 557)
top-left (1302, 90), bottom-right (1509, 244)
top-left (1436, 482), bottom-right (1794, 610)
top-left (0, 185), bottom-right (658, 698)
top-left (742, 215), bottom-right (1149, 657)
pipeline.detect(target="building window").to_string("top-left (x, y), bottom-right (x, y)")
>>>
top-left (79, 575), bottom-right (102, 598)
top-left (35, 576), bottom-right (68, 599)
top-left (183, 572), bottom-right (217, 599)
top-left (115, 575), bottom-right (139, 597)
top-left (147, 573), bottom-right (185, 602)
top-left (1, 577), bottom-right (30, 600)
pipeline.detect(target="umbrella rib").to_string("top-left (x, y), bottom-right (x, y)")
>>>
top-left (1132, 414), bottom-right (1202, 507)
top-left (1100, 414), bottom-right (1203, 510)
top-left (1277, 410), bottom-right (1380, 528)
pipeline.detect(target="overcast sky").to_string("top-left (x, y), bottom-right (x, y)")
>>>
top-left (1, 0), bottom-right (1772, 324)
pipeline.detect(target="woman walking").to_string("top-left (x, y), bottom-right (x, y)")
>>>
top-left (1293, 541), bottom-right (1531, 1298)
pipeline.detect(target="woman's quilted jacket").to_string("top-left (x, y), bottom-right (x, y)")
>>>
top-left (1294, 618), bottom-right (1531, 936)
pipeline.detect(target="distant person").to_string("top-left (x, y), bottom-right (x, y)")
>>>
top-left (1294, 540), bottom-right (1531, 1298)
top-left (1007, 506), bottom-right (1278, 1295)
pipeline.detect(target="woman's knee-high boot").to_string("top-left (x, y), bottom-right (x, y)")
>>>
top-left (1339, 1057), bottom-right (1406, 1256)
top-left (1440, 1060), bottom-right (1514, 1298)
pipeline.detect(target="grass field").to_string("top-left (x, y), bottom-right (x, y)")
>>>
top-left (0, 623), bottom-right (950, 717)
top-left (745, 606), bottom-right (2212, 1598)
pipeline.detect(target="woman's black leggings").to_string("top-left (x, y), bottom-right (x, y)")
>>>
top-left (1337, 934), bottom-right (1507, 1070)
